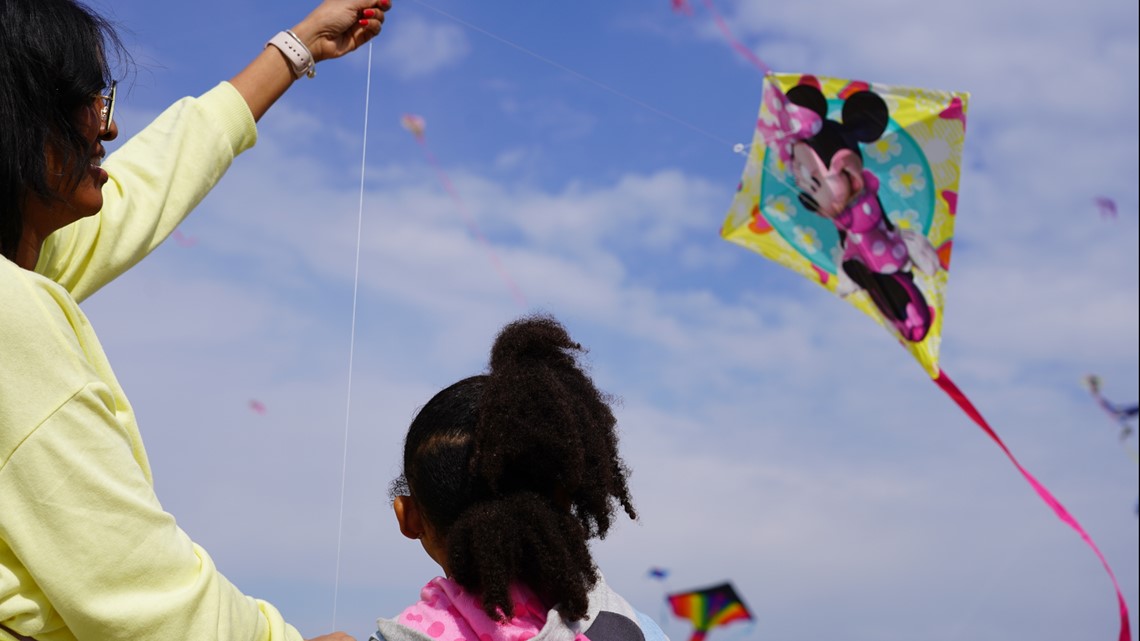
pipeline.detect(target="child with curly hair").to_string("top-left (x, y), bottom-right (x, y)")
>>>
top-left (371, 314), bottom-right (667, 641)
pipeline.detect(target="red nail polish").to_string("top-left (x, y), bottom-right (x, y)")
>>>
top-left (359, 19), bottom-right (369, 25)
top-left (363, 8), bottom-right (375, 17)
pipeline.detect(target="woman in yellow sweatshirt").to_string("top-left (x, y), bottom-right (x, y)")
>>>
top-left (0, 1), bottom-right (390, 640)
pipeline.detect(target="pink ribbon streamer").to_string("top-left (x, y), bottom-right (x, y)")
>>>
top-left (935, 370), bottom-right (1132, 641)
top-left (698, 0), bottom-right (772, 76)
top-left (675, 0), bottom-right (774, 76)
top-left (412, 139), bottom-right (528, 308)
top-left (674, 0), bottom-right (798, 157)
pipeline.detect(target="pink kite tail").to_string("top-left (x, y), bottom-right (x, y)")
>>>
top-left (671, 0), bottom-right (693, 15)
top-left (171, 230), bottom-right (198, 247)
top-left (681, 0), bottom-right (794, 147)
top-left (935, 371), bottom-right (1132, 641)
top-left (416, 140), bottom-right (528, 308)
top-left (698, 0), bottom-right (773, 76)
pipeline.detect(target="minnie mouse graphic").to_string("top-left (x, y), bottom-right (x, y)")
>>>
top-left (758, 80), bottom-right (942, 342)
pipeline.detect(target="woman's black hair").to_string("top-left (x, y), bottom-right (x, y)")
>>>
top-left (0, 0), bottom-right (127, 260)
top-left (390, 314), bottom-right (637, 622)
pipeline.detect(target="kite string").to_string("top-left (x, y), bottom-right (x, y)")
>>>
top-left (680, 0), bottom-right (902, 159)
top-left (407, 0), bottom-right (899, 219)
top-left (331, 40), bottom-right (373, 632)
top-left (408, 0), bottom-right (736, 150)
top-left (405, 0), bottom-right (819, 209)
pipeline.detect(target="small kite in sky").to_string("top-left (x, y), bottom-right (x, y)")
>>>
top-left (171, 230), bottom-right (198, 247)
top-left (1083, 375), bottom-right (1138, 440)
top-left (1083, 375), bottom-right (1139, 516)
top-left (248, 399), bottom-right (267, 415)
top-left (667, 582), bottom-right (753, 641)
top-left (648, 567), bottom-right (670, 580)
top-left (399, 114), bottom-right (526, 307)
top-left (400, 113), bottom-right (426, 141)
top-left (670, 0), bottom-right (693, 14)
top-left (1094, 196), bottom-right (1119, 220)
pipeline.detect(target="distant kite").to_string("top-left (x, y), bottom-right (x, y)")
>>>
top-left (1083, 375), bottom-right (1139, 517)
top-left (670, 0), bottom-right (693, 14)
top-left (1094, 197), bottom-right (1119, 220)
top-left (248, 399), bottom-right (267, 415)
top-left (171, 230), bottom-right (198, 247)
top-left (400, 113), bottom-right (426, 140)
top-left (667, 582), bottom-right (753, 641)
top-left (648, 567), bottom-right (670, 580)
top-left (1083, 375), bottom-right (1138, 441)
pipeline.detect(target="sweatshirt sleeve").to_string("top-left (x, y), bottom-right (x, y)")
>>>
top-left (0, 383), bottom-right (304, 641)
top-left (34, 82), bottom-right (258, 303)
top-left (0, 270), bottom-right (300, 641)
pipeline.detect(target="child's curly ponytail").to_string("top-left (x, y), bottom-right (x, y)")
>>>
top-left (391, 314), bottom-right (637, 622)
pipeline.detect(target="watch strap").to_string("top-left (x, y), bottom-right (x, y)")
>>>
top-left (266, 30), bottom-right (316, 79)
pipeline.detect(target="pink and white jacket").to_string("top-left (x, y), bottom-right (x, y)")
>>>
top-left (372, 576), bottom-right (667, 641)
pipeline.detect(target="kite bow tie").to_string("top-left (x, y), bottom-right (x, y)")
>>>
top-left (755, 85), bottom-right (823, 165)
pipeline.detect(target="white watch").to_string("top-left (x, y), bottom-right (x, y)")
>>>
top-left (266, 30), bottom-right (316, 79)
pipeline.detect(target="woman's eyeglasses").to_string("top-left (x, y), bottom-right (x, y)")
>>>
top-left (96, 81), bottom-right (116, 135)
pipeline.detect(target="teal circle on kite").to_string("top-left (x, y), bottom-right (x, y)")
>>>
top-left (759, 111), bottom-right (936, 276)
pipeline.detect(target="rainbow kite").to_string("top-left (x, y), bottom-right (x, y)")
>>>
top-left (667, 582), bottom-right (753, 641)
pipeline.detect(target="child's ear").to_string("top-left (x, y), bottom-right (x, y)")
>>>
top-left (393, 496), bottom-right (424, 540)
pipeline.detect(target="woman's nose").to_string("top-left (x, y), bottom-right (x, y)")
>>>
top-left (101, 118), bottom-right (119, 142)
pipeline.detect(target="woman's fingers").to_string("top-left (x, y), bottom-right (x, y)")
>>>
top-left (357, 4), bottom-right (387, 29)
top-left (285, 0), bottom-right (394, 61)
top-left (359, 1), bottom-right (391, 25)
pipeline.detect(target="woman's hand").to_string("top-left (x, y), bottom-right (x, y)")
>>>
top-left (291, 0), bottom-right (393, 62)
top-left (229, 0), bottom-right (392, 121)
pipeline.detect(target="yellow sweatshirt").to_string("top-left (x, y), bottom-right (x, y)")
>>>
top-left (0, 83), bottom-right (304, 641)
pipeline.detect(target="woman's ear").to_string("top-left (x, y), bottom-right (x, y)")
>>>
top-left (393, 496), bottom-right (424, 540)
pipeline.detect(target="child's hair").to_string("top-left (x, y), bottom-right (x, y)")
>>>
top-left (390, 313), bottom-right (637, 622)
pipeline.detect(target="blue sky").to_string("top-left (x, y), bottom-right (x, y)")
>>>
top-left (82, 0), bottom-right (1136, 639)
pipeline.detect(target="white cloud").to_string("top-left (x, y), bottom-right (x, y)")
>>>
top-left (377, 14), bottom-right (471, 79)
